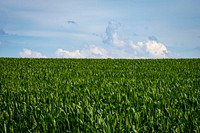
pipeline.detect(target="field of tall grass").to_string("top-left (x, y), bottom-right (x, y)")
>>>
top-left (0, 58), bottom-right (199, 132)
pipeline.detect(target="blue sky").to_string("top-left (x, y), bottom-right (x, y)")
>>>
top-left (0, 0), bottom-right (200, 58)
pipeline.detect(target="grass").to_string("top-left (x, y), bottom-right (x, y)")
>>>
top-left (0, 58), bottom-right (199, 132)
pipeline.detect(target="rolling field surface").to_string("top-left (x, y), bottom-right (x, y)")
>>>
top-left (0, 58), bottom-right (199, 132)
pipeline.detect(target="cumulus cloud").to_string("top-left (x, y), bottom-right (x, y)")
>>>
top-left (55, 45), bottom-right (108, 58)
top-left (103, 21), bottom-right (125, 47)
top-left (83, 45), bottom-right (108, 58)
top-left (20, 20), bottom-right (169, 59)
top-left (101, 21), bottom-right (169, 58)
top-left (130, 40), bottom-right (168, 58)
top-left (55, 48), bottom-right (82, 58)
top-left (19, 48), bottom-right (46, 58)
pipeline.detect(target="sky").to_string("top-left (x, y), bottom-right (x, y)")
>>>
top-left (0, 0), bottom-right (200, 58)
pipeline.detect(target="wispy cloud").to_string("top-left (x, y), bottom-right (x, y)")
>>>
top-left (103, 21), bottom-right (125, 47)
top-left (19, 48), bottom-right (46, 58)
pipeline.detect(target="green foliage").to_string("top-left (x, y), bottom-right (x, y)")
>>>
top-left (0, 58), bottom-right (199, 132)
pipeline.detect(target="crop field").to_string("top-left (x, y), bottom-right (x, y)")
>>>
top-left (0, 58), bottom-right (199, 132)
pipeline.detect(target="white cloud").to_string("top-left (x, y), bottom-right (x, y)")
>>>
top-left (55, 48), bottom-right (82, 58)
top-left (146, 40), bottom-right (168, 57)
top-left (103, 21), bottom-right (125, 47)
top-left (18, 19), bottom-right (169, 59)
top-left (55, 46), bottom-right (108, 58)
top-left (84, 45), bottom-right (108, 58)
top-left (56, 39), bottom-right (169, 59)
top-left (111, 32), bottom-right (126, 47)
top-left (130, 40), bottom-right (168, 58)
top-left (19, 48), bottom-right (46, 58)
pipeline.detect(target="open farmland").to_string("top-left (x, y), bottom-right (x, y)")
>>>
top-left (0, 58), bottom-right (199, 132)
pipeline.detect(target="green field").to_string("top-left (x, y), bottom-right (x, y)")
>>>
top-left (0, 58), bottom-right (199, 132)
